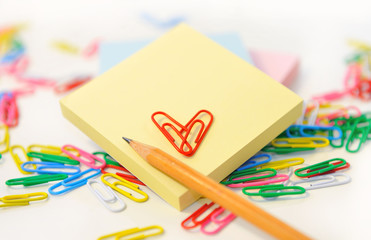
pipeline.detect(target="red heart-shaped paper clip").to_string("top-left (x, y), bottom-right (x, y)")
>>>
top-left (151, 110), bottom-right (213, 156)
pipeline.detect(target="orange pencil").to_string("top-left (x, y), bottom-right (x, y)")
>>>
top-left (122, 137), bottom-right (311, 240)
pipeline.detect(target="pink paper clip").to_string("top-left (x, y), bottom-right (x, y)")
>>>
top-left (0, 93), bottom-right (19, 127)
top-left (61, 145), bottom-right (106, 169)
top-left (82, 39), bottom-right (100, 58)
top-left (15, 74), bottom-right (57, 88)
top-left (226, 174), bottom-right (289, 188)
top-left (200, 208), bottom-right (236, 235)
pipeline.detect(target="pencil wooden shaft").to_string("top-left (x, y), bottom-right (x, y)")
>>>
top-left (128, 140), bottom-right (310, 240)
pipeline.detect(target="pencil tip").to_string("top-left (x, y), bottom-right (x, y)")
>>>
top-left (122, 137), bottom-right (132, 143)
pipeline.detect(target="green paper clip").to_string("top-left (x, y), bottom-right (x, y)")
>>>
top-left (27, 152), bottom-right (80, 165)
top-left (294, 158), bottom-right (347, 177)
top-left (6, 174), bottom-right (68, 186)
top-left (242, 184), bottom-right (306, 198)
top-left (261, 145), bottom-right (315, 154)
top-left (93, 152), bottom-right (121, 167)
top-left (221, 168), bottom-right (277, 185)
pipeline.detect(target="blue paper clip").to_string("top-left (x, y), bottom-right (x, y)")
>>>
top-left (21, 161), bottom-right (80, 175)
top-left (48, 179), bottom-right (87, 195)
top-left (62, 168), bottom-right (101, 187)
top-left (48, 168), bottom-right (101, 195)
top-left (286, 124), bottom-right (342, 140)
top-left (299, 125), bottom-right (342, 140)
top-left (236, 154), bottom-right (271, 171)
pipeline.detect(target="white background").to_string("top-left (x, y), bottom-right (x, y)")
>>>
top-left (0, 0), bottom-right (370, 239)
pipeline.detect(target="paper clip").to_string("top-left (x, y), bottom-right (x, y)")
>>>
top-left (87, 179), bottom-right (126, 212)
top-left (6, 174), bottom-right (68, 187)
top-left (271, 137), bottom-right (329, 148)
top-left (27, 144), bottom-right (63, 155)
top-left (345, 117), bottom-right (370, 153)
top-left (27, 151), bottom-right (80, 165)
top-left (200, 207), bottom-right (236, 235)
top-left (101, 165), bottom-right (145, 186)
top-left (48, 168), bottom-right (100, 195)
top-left (93, 152), bottom-right (121, 167)
top-left (10, 145), bottom-right (35, 174)
top-left (229, 174), bottom-right (289, 188)
top-left (294, 158), bottom-right (347, 177)
top-left (221, 168), bottom-right (277, 186)
top-left (0, 192), bottom-right (48, 207)
top-left (61, 168), bottom-right (101, 187)
top-left (101, 173), bottom-right (148, 203)
top-left (259, 157), bottom-right (304, 170)
top-left (151, 110), bottom-right (213, 156)
top-left (21, 161), bottom-right (81, 175)
top-left (236, 154), bottom-right (271, 171)
top-left (54, 76), bottom-right (91, 94)
top-left (261, 145), bottom-right (315, 154)
top-left (82, 39), bottom-right (100, 58)
top-left (0, 124), bottom-right (9, 154)
top-left (242, 184), bottom-right (306, 198)
top-left (52, 41), bottom-right (79, 54)
top-left (0, 93), bottom-right (19, 127)
top-left (181, 202), bottom-right (221, 229)
top-left (290, 173), bottom-right (351, 190)
top-left (299, 125), bottom-right (342, 140)
top-left (61, 144), bottom-right (106, 169)
top-left (97, 225), bottom-right (164, 240)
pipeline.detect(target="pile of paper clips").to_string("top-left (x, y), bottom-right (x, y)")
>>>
top-left (181, 102), bottom-right (369, 235)
top-left (313, 39), bottom-right (371, 102)
top-left (0, 24), bottom-right (94, 97)
top-left (2, 143), bottom-right (148, 211)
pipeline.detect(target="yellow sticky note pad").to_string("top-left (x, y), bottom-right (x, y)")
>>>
top-left (60, 24), bottom-right (302, 210)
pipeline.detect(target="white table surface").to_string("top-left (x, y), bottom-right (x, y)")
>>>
top-left (0, 0), bottom-right (370, 239)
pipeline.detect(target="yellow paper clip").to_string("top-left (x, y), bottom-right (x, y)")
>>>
top-left (101, 173), bottom-right (148, 203)
top-left (259, 157), bottom-right (304, 170)
top-left (10, 145), bottom-right (36, 174)
top-left (0, 192), bottom-right (48, 207)
top-left (0, 125), bottom-right (10, 154)
top-left (97, 225), bottom-right (164, 240)
top-left (348, 39), bottom-right (371, 52)
top-left (27, 144), bottom-right (62, 155)
top-left (52, 41), bottom-right (79, 54)
top-left (271, 137), bottom-right (329, 148)
top-left (27, 144), bottom-right (80, 157)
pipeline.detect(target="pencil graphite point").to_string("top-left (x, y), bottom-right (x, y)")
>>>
top-left (122, 137), bottom-right (132, 143)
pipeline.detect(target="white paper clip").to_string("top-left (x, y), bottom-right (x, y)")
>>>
top-left (290, 173), bottom-right (351, 190)
top-left (87, 179), bottom-right (126, 212)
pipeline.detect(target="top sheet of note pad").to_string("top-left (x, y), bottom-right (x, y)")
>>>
top-left (60, 24), bottom-right (302, 210)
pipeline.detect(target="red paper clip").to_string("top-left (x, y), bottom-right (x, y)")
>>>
top-left (151, 110), bottom-right (213, 156)
top-left (101, 164), bottom-right (146, 186)
top-left (181, 202), bottom-right (221, 229)
top-left (54, 76), bottom-right (91, 94)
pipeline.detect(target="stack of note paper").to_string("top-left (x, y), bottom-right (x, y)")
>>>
top-left (60, 24), bottom-right (302, 210)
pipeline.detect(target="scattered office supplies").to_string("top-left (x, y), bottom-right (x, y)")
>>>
top-left (61, 24), bottom-right (303, 210)
top-left (151, 110), bottom-right (213, 156)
